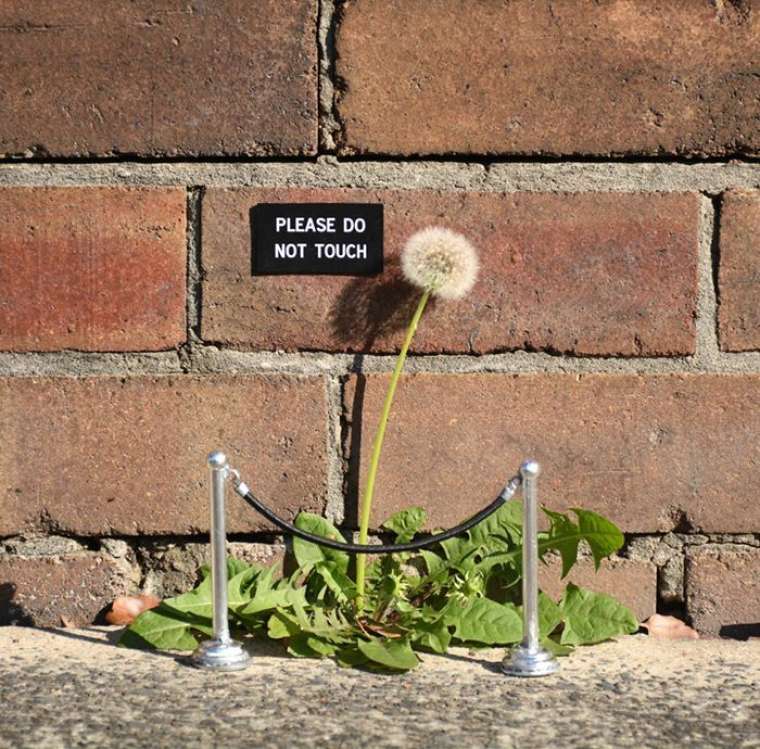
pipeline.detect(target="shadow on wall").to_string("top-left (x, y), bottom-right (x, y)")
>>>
top-left (0, 583), bottom-right (33, 626)
top-left (329, 255), bottom-right (427, 350)
top-left (719, 623), bottom-right (760, 640)
top-left (329, 257), bottom-right (428, 527)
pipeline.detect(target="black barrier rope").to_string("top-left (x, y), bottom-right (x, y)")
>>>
top-left (234, 476), bottom-right (521, 554)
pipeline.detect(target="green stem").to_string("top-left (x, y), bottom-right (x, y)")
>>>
top-left (355, 289), bottom-right (431, 609)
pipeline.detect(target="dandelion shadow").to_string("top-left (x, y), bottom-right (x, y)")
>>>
top-left (329, 258), bottom-right (430, 528)
top-left (329, 256), bottom-right (422, 352)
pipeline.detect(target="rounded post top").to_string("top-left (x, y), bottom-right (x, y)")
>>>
top-left (520, 459), bottom-right (541, 478)
top-left (207, 451), bottom-right (228, 469)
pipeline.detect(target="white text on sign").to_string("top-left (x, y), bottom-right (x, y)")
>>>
top-left (274, 217), bottom-right (367, 233)
top-left (274, 242), bottom-right (368, 260)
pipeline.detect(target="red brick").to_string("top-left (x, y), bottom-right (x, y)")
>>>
top-left (719, 190), bottom-right (760, 352)
top-left (0, 554), bottom-right (132, 627)
top-left (202, 188), bottom-right (698, 355)
top-left (686, 545), bottom-right (760, 636)
top-left (0, 188), bottom-right (186, 352)
top-left (0, 375), bottom-right (328, 535)
top-left (336, 0), bottom-right (760, 157)
top-left (344, 373), bottom-right (760, 533)
top-left (540, 557), bottom-right (656, 623)
top-left (0, 1), bottom-right (316, 157)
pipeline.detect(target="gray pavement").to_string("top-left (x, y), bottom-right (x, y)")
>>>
top-left (0, 627), bottom-right (758, 748)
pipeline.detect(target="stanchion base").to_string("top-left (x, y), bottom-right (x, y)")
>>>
top-left (191, 639), bottom-right (250, 671)
top-left (502, 645), bottom-right (559, 677)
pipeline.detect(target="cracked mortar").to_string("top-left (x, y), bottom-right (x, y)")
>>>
top-left (625, 533), bottom-right (760, 610)
top-left (135, 539), bottom-right (286, 598)
top-left (2, 534), bottom-right (88, 557)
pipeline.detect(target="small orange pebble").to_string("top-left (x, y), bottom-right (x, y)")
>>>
top-left (105, 594), bottom-right (161, 625)
top-left (642, 614), bottom-right (699, 640)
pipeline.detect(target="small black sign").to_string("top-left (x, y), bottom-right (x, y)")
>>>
top-left (251, 203), bottom-right (384, 276)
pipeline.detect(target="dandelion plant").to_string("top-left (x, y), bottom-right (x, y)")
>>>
top-left (121, 226), bottom-right (639, 671)
top-left (355, 227), bottom-right (480, 607)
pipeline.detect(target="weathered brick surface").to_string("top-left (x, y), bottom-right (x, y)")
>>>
top-left (0, 375), bottom-right (328, 535)
top-left (686, 545), bottom-right (760, 636)
top-left (203, 188), bottom-right (698, 355)
top-left (0, 0), bottom-right (316, 157)
top-left (0, 188), bottom-right (186, 352)
top-left (138, 542), bottom-right (287, 599)
top-left (540, 557), bottom-right (656, 623)
top-left (0, 554), bottom-right (132, 627)
top-left (719, 190), bottom-right (760, 352)
top-left (336, 0), bottom-right (760, 157)
top-left (344, 373), bottom-right (760, 533)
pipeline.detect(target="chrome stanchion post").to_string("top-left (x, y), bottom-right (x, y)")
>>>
top-left (191, 451), bottom-right (250, 671)
top-left (502, 460), bottom-right (559, 677)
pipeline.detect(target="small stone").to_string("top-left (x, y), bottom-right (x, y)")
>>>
top-left (105, 594), bottom-right (161, 626)
top-left (100, 539), bottom-right (131, 559)
top-left (643, 614), bottom-right (699, 640)
top-left (2, 535), bottom-right (85, 557)
top-left (660, 556), bottom-right (685, 605)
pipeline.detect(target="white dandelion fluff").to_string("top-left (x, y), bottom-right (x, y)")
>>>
top-left (401, 226), bottom-right (479, 300)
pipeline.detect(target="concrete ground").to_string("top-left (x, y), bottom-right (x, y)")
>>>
top-left (0, 627), bottom-right (757, 749)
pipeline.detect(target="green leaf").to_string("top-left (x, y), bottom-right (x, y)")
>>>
top-left (477, 508), bottom-right (624, 579)
top-left (419, 550), bottom-right (447, 577)
top-left (542, 508), bottom-right (580, 578)
top-left (413, 618), bottom-right (452, 654)
top-left (541, 637), bottom-right (574, 657)
top-left (270, 601), bottom-right (354, 648)
top-left (382, 507), bottom-right (427, 543)
top-left (227, 565), bottom-right (262, 612)
top-left (440, 535), bottom-right (480, 569)
top-left (119, 575), bottom-right (214, 651)
top-left (468, 498), bottom-right (522, 546)
top-left (241, 585), bottom-right (306, 617)
top-left (537, 591), bottom-right (563, 637)
top-left (572, 509), bottom-right (625, 569)
top-left (267, 609), bottom-right (299, 639)
top-left (475, 550), bottom-right (519, 575)
top-left (293, 512), bottom-right (349, 572)
top-left (227, 557), bottom-right (253, 579)
top-left (357, 638), bottom-right (419, 671)
top-left (120, 559), bottom-right (266, 651)
top-left (448, 598), bottom-right (523, 645)
top-left (314, 561), bottom-right (356, 604)
top-left (559, 584), bottom-right (638, 645)
top-left (336, 646), bottom-right (369, 668)
top-left (236, 561), bottom-right (301, 617)
top-left (287, 633), bottom-right (323, 658)
top-left (304, 635), bottom-right (338, 656)
top-left (118, 605), bottom-right (209, 651)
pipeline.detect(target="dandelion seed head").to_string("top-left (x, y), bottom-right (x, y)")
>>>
top-left (401, 227), bottom-right (479, 300)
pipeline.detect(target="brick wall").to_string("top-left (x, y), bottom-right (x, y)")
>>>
top-left (1, 0), bottom-right (758, 636)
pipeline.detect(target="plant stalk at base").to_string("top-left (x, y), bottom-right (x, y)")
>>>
top-left (355, 289), bottom-right (431, 609)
